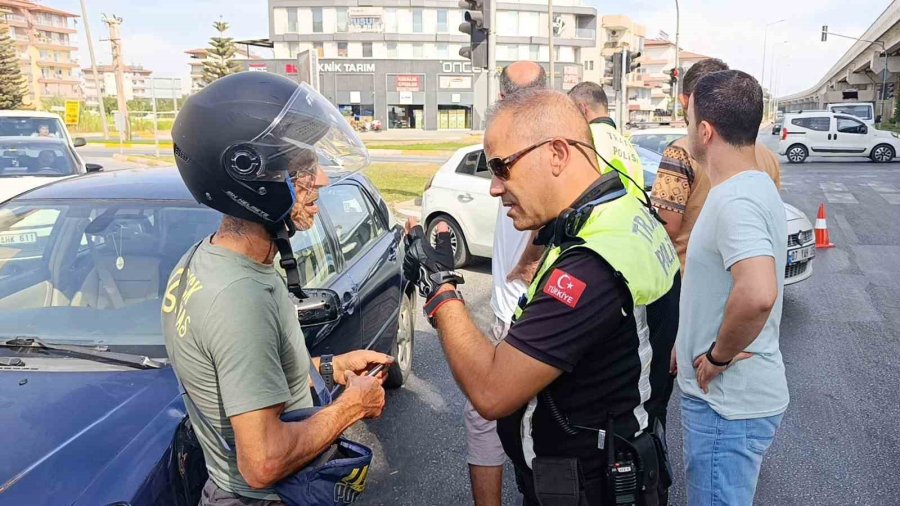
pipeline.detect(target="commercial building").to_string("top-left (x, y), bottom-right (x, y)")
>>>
top-left (252, 0), bottom-right (596, 130)
top-left (81, 65), bottom-right (152, 106)
top-left (779, 1), bottom-right (900, 123)
top-left (0, 0), bottom-right (81, 104)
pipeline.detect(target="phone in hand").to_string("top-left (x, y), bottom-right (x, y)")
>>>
top-left (367, 364), bottom-right (386, 377)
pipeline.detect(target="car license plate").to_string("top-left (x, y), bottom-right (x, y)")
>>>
top-left (0, 232), bottom-right (38, 246)
top-left (788, 245), bottom-right (815, 265)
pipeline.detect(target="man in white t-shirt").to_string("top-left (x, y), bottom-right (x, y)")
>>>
top-left (464, 60), bottom-right (547, 506)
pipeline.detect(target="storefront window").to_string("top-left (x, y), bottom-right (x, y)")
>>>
top-left (389, 105), bottom-right (425, 130)
top-left (339, 104), bottom-right (376, 131)
top-left (438, 105), bottom-right (471, 130)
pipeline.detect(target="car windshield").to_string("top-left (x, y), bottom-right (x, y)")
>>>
top-left (630, 133), bottom-right (684, 155)
top-left (0, 117), bottom-right (66, 139)
top-left (0, 140), bottom-right (77, 177)
top-left (830, 105), bottom-right (872, 121)
top-left (0, 200), bottom-right (222, 351)
top-left (0, 197), bottom-right (339, 354)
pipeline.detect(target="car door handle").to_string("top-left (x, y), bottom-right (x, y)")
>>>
top-left (341, 285), bottom-right (359, 314)
top-left (388, 242), bottom-right (399, 262)
top-left (457, 193), bottom-right (473, 203)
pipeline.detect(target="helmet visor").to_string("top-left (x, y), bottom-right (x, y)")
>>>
top-left (225, 83), bottom-right (369, 184)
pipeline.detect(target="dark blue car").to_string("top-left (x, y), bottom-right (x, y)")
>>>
top-left (0, 167), bottom-right (415, 504)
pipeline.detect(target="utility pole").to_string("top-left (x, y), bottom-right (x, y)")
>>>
top-left (672, 0), bottom-right (680, 118)
top-left (548, 0), bottom-right (554, 89)
top-left (821, 26), bottom-right (888, 123)
top-left (79, 0), bottom-right (108, 140)
top-left (103, 14), bottom-right (130, 142)
top-left (487, 3), bottom-right (496, 107)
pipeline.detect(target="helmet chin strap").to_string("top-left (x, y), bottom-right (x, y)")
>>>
top-left (269, 218), bottom-right (308, 299)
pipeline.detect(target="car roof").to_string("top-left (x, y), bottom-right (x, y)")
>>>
top-left (0, 110), bottom-right (64, 119)
top-left (14, 166), bottom-right (374, 203)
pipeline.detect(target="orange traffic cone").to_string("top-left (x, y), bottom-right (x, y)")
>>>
top-left (815, 203), bottom-right (835, 249)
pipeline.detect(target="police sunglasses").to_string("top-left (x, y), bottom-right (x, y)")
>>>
top-left (487, 138), bottom-right (599, 181)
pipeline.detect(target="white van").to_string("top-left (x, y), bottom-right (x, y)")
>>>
top-left (779, 111), bottom-right (900, 163)
top-left (826, 102), bottom-right (876, 125)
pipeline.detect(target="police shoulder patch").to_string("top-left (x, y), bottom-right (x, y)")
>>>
top-left (543, 268), bottom-right (587, 308)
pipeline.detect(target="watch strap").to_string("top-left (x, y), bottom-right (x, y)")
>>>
top-left (423, 290), bottom-right (464, 324)
top-left (320, 354), bottom-right (335, 391)
top-left (705, 342), bottom-right (731, 367)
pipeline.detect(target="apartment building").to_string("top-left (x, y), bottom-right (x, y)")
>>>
top-left (81, 65), bottom-right (153, 106)
top-left (643, 38), bottom-right (712, 114)
top-left (0, 0), bottom-right (81, 105)
top-left (186, 46), bottom-right (260, 92)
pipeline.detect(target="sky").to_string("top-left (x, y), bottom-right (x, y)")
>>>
top-left (56, 0), bottom-right (891, 97)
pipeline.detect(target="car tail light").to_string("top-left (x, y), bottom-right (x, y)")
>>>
top-left (781, 128), bottom-right (788, 141)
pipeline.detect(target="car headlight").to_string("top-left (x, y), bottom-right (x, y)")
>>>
top-left (800, 230), bottom-right (814, 244)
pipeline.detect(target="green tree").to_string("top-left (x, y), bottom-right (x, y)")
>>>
top-left (0, 19), bottom-right (28, 109)
top-left (201, 20), bottom-right (241, 86)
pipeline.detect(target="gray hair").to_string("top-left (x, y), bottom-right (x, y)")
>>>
top-left (499, 64), bottom-right (547, 97)
top-left (567, 81), bottom-right (608, 112)
top-left (487, 88), bottom-right (593, 147)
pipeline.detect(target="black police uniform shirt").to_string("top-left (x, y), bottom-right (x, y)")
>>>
top-left (496, 175), bottom-right (672, 484)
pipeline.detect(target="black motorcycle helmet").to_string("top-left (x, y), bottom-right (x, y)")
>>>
top-left (172, 72), bottom-right (368, 297)
top-left (172, 72), bottom-right (368, 230)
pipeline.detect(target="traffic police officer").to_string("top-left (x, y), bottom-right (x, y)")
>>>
top-left (404, 88), bottom-right (679, 505)
top-left (568, 81), bottom-right (645, 198)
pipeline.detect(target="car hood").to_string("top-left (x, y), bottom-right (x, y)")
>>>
top-left (872, 129), bottom-right (899, 139)
top-left (783, 203), bottom-right (808, 223)
top-left (0, 176), bottom-right (73, 203)
top-left (0, 365), bottom-right (180, 501)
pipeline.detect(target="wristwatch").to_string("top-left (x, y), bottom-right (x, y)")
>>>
top-left (423, 289), bottom-right (464, 328)
top-left (705, 342), bottom-right (731, 367)
top-left (319, 354), bottom-right (335, 391)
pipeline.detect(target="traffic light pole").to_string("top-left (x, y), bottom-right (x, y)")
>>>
top-left (821, 27), bottom-right (889, 123)
top-left (487, 5), bottom-right (496, 109)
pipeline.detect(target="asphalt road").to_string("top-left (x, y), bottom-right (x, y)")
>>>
top-left (342, 132), bottom-right (900, 505)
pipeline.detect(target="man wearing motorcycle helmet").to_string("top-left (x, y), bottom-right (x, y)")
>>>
top-left (163, 72), bottom-right (392, 505)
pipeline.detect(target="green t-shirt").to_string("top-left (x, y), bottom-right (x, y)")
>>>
top-left (162, 237), bottom-right (313, 501)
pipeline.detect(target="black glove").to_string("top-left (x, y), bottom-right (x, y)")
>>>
top-left (404, 225), bottom-right (464, 300)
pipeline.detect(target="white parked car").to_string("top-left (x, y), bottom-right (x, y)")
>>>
top-left (779, 111), bottom-right (900, 163)
top-left (423, 144), bottom-right (815, 284)
top-left (0, 137), bottom-right (101, 203)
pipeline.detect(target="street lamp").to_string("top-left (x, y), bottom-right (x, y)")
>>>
top-left (672, 0), bottom-right (680, 118)
top-left (770, 41), bottom-right (789, 119)
top-left (761, 19), bottom-right (786, 88)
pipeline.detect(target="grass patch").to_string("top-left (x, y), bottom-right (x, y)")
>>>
top-left (363, 162), bottom-right (439, 204)
top-left (365, 136), bottom-right (481, 151)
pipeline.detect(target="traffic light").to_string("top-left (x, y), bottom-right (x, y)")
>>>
top-left (459, 0), bottom-right (491, 69)
top-left (625, 51), bottom-right (642, 74)
top-left (612, 52), bottom-right (623, 92)
top-left (821, 25), bottom-right (828, 42)
top-left (668, 68), bottom-right (679, 85)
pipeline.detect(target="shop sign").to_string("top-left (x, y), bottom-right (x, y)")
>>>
top-left (451, 94), bottom-right (461, 104)
top-left (285, 63), bottom-right (299, 75)
top-left (441, 61), bottom-right (475, 74)
top-left (348, 7), bottom-right (383, 33)
top-left (399, 91), bottom-right (413, 104)
top-left (350, 91), bottom-right (361, 104)
top-left (439, 75), bottom-right (472, 89)
top-left (395, 75), bottom-right (423, 92)
top-left (248, 63), bottom-right (268, 72)
top-left (319, 62), bottom-right (376, 73)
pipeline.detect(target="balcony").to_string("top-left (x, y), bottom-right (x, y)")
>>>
top-left (33, 40), bottom-right (76, 51)
top-left (33, 23), bottom-right (76, 34)
top-left (4, 14), bottom-right (27, 27)
top-left (39, 77), bottom-right (80, 85)
top-left (37, 60), bottom-right (79, 68)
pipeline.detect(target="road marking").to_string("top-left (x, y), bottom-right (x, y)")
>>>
top-left (820, 182), bottom-right (848, 192)
top-left (824, 192), bottom-right (858, 204)
top-left (833, 214), bottom-right (858, 245)
top-left (865, 182), bottom-right (898, 193)
top-left (880, 193), bottom-right (900, 205)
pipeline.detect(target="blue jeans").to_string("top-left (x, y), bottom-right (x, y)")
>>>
top-left (681, 394), bottom-right (784, 506)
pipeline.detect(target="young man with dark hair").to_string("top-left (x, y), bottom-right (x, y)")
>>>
top-left (677, 69), bottom-right (788, 505)
top-left (650, 58), bottom-right (781, 269)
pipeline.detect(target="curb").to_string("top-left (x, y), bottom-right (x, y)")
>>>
top-left (112, 153), bottom-right (172, 167)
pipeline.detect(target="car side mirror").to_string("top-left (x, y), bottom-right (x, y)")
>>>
top-left (85, 163), bottom-right (103, 173)
top-left (296, 288), bottom-right (343, 327)
top-left (73, 137), bottom-right (87, 148)
top-left (861, 126), bottom-right (868, 134)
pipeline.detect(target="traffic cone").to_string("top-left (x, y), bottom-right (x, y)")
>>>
top-left (815, 203), bottom-right (835, 249)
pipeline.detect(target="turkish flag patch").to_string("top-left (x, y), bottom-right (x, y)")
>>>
top-left (543, 269), bottom-right (587, 308)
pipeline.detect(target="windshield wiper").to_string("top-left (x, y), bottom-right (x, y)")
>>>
top-left (2, 336), bottom-right (163, 370)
